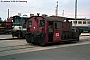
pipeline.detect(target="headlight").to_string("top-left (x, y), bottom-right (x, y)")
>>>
top-left (19, 27), bottom-right (21, 29)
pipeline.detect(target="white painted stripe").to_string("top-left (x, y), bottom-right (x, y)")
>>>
top-left (22, 28), bottom-right (26, 30)
top-left (80, 33), bottom-right (90, 36)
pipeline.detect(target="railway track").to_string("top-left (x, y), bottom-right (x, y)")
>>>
top-left (0, 44), bottom-right (34, 52)
top-left (0, 42), bottom-right (37, 57)
top-left (0, 37), bottom-right (40, 56)
top-left (0, 38), bottom-right (25, 40)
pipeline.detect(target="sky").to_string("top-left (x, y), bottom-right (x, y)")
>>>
top-left (0, 0), bottom-right (90, 20)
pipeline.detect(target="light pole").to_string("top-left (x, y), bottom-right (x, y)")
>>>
top-left (75, 0), bottom-right (77, 19)
top-left (55, 1), bottom-right (58, 16)
top-left (62, 10), bottom-right (64, 16)
top-left (8, 9), bottom-right (9, 18)
top-left (75, 0), bottom-right (77, 31)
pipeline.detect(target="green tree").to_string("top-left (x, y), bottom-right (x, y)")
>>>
top-left (0, 17), bottom-right (2, 22)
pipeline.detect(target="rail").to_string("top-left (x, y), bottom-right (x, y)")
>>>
top-left (0, 38), bottom-right (25, 40)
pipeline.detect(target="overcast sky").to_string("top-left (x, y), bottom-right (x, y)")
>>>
top-left (0, 0), bottom-right (90, 20)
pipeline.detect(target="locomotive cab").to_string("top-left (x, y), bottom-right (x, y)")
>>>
top-left (48, 21), bottom-right (62, 43)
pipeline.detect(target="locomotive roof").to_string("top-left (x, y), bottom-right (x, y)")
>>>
top-left (66, 18), bottom-right (90, 20)
top-left (11, 15), bottom-right (29, 19)
top-left (45, 16), bottom-right (66, 21)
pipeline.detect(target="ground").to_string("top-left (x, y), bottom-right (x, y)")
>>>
top-left (0, 33), bottom-right (90, 60)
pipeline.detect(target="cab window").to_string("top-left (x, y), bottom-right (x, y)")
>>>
top-left (13, 23), bottom-right (20, 26)
top-left (28, 20), bottom-right (32, 28)
top-left (54, 22), bottom-right (61, 30)
top-left (40, 20), bottom-right (45, 27)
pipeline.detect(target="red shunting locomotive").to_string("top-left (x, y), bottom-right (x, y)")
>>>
top-left (25, 15), bottom-right (81, 45)
top-left (0, 18), bottom-right (13, 34)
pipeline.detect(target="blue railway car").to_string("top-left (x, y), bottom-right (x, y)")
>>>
top-left (11, 16), bottom-right (29, 38)
top-left (66, 18), bottom-right (90, 32)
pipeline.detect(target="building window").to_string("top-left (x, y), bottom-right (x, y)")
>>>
top-left (78, 21), bottom-right (82, 24)
top-left (73, 21), bottom-right (77, 24)
top-left (83, 21), bottom-right (86, 24)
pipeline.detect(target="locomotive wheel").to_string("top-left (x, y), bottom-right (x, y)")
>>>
top-left (26, 35), bottom-right (31, 43)
top-left (17, 31), bottom-right (22, 38)
top-left (12, 35), bottom-right (14, 38)
top-left (26, 39), bottom-right (31, 43)
top-left (18, 34), bottom-right (20, 38)
top-left (12, 34), bottom-right (14, 38)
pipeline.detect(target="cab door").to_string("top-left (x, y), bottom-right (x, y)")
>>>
top-left (53, 22), bottom-right (62, 42)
